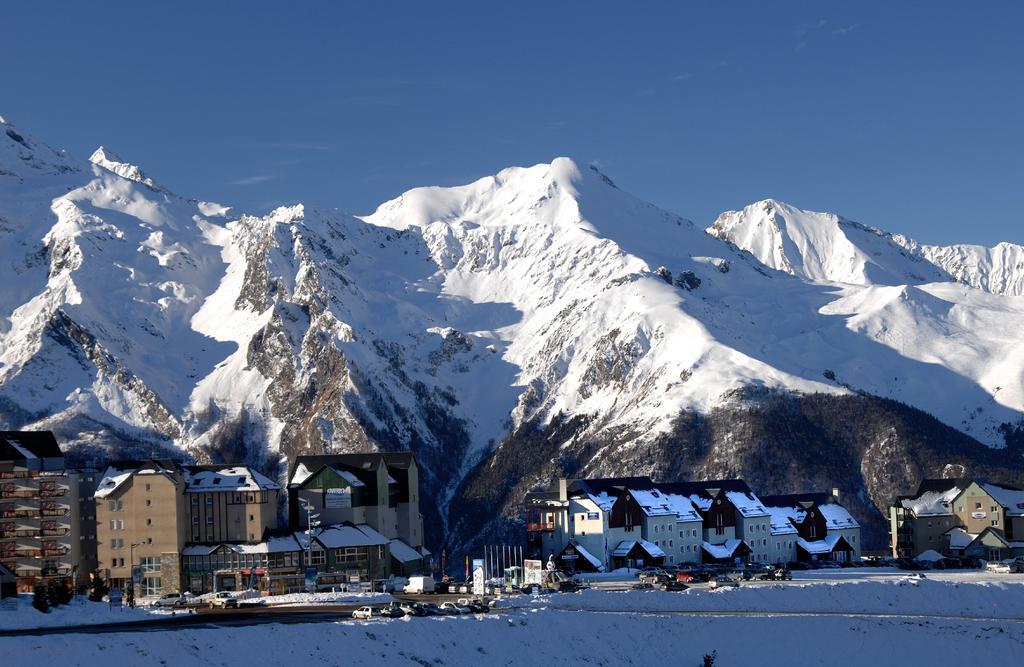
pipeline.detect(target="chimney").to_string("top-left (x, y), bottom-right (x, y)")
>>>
top-left (558, 478), bottom-right (568, 502)
top-left (832, 486), bottom-right (840, 501)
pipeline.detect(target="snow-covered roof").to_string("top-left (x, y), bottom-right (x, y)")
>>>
top-left (796, 534), bottom-right (848, 555)
top-left (185, 466), bottom-right (281, 492)
top-left (915, 549), bottom-right (945, 562)
top-left (610, 540), bottom-right (666, 559)
top-left (93, 466), bottom-right (135, 499)
top-left (182, 535), bottom-right (302, 556)
top-left (900, 487), bottom-right (959, 516)
top-left (945, 527), bottom-right (977, 550)
top-left (571, 542), bottom-right (604, 570)
top-left (982, 484), bottom-right (1024, 517)
top-left (291, 462), bottom-right (315, 487)
top-left (818, 503), bottom-right (859, 529)
top-left (687, 494), bottom-right (713, 511)
top-left (389, 539), bottom-right (423, 563)
top-left (701, 539), bottom-right (745, 560)
top-left (724, 490), bottom-right (770, 518)
top-left (765, 505), bottom-right (801, 535)
top-left (586, 492), bottom-right (616, 513)
top-left (627, 488), bottom-right (701, 522)
top-left (300, 523), bottom-right (388, 549)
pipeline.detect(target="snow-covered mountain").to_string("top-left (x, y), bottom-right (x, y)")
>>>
top-left (1, 116), bottom-right (1022, 549)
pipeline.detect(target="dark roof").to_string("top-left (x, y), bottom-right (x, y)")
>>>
top-left (760, 492), bottom-right (833, 508)
top-left (289, 452), bottom-right (418, 492)
top-left (0, 431), bottom-right (62, 461)
top-left (658, 479), bottom-right (755, 497)
top-left (571, 477), bottom-right (656, 496)
top-left (915, 478), bottom-right (972, 496)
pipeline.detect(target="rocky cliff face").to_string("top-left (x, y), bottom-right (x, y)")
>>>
top-left (1, 116), bottom-right (1023, 552)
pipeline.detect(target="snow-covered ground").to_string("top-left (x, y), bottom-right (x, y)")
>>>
top-left (2, 577), bottom-right (1023, 666)
top-left (260, 591), bottom-right (392, 607)
top-left (0, 596), bottom-right (172, 631)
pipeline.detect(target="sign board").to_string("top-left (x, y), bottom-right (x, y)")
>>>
top-left (472, 563), bottom-right (485, 596)
top-left (304, 566), bottom-right (318, 592)
top-left (561, 554), bottom-right (578, 561)
top-left (524, 559), bottom-right (543, 585)
top-left (131, 566), bottom-right (142, 586)
top-left (971, 511), bottom-right (987, 519)
top-left (109, 588), bottom-right (123, 609)
top-left (587, 512), bottom-right (599, 520)
top-left (325, 487), bottom-right (352, 509)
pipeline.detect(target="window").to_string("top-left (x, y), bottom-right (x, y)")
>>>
top-left (145, 484), bottom-right (151, 492)
top-left (975, 502), bottom-right (982, 510)
top-left (191, 496), bottom-right (198, 505)
top-left (206, 497), bottom-right (213, 506)
top-left (249, 514), bottom-right (254, 522)
top-left (992, 519), bottom-right (999, 526)
top-left (146, 518), bottom-right (152, 526)
top-left (991, 506), bottom-right (998, 513)
top-left (310, 548), bottom-right (326, 565)
top-left (140, 557), bottom-right (161, 573)
top-left (207, 516), bottom-right (214, 525)
top-left (145, 500), bottom-right (151, 507)
top-left (141, 577), bottom-right (161, 596)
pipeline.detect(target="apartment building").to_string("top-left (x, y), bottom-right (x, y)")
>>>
top-left (0, 431), bottom-right (95, 592)
top-left (761, 491), bottom-right (861, 563)
top-left (524, 476), bottom-right (826, 571)
top-left (890, 478), bottom-right (1024, 561)
top-left (95, 460), bottom-right (281, 595)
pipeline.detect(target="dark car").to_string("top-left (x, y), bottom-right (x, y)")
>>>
top-left (659, 580), bottom-right (689, 592)
top-left (786, 561), bottom-right (811, 571)
top-left (380, 603), bottom-right (405, 618)
top-left (417, 603), bottom-right (448, 616)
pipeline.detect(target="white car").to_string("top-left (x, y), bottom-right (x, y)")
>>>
top-left (986, 561), bottom-right (1012, 574)
top-left (352, 606), bottom-right (380, 619)
top-left (709, 576), bottom-right (740, 590)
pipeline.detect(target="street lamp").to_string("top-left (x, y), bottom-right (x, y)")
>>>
top-left (300, 500), bottom-right (320, 592)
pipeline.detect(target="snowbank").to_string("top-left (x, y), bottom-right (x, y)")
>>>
top-left (0, 595), bottom-right (170, 630)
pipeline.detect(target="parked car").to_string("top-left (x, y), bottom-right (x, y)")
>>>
top-left (659, 580), bottom-right (689, 592)
top-left (674, 571), bottom-right (695, 583)
top-left (380, 604), bottom-right (405, 618)
top-left (440, 601), bottom-right (472, 615)
top-left (153, 592), bottom-right (194, 608)
top-left (417, 603), bottom-right (447, 616)
top-left (986, 561), bottom-right (1012, 574)
top-left (352, 606), bottom-right (380, 619)
top-left (398, 602), bottom-right (427, 617)
top-left (207, 592), bottom-right (239, 609)
top-left (785, 561), bottom-right (811, 571)
top-left (709, 576), bottom-right (740, 590)
top-left (458, 598), bottom-right (489, 613)
top-left (639, 571), bottom-right (672, 585)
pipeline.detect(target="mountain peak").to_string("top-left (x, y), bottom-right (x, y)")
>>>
top-left (89, 146), bottom-right (159, 188)
top-left (0, 115), bottom-right (79, 179)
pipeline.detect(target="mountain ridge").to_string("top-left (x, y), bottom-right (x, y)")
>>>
top-left (1, 115), bottom-right (1022, 551)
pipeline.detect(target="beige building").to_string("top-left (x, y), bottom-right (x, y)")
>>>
top-left (95, 460), bottom-right (281, 596)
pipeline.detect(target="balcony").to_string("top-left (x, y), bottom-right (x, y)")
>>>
top-left (526, 521), bottom-right (556, 532)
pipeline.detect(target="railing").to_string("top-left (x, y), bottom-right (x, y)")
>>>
top-left (0, 529), bottom-right (42, 538)
top-left (526, 522), bottom-right (556, 532)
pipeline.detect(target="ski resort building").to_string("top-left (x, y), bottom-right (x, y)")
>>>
top-left (889, 478), bottom-right (1024, 561)
top-left (286, 453), bottom-right (428, 576)
top-left (524, 476), bottom-right (858, 571)
top-left (95, 460), bottom-right (282, 595)
top-left (760, 491), bottom-right (861, 563)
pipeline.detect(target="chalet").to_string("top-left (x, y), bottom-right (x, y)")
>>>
top-left (761, 491), bottom-right (861, 564)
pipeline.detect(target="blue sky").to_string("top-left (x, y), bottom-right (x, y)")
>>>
top-left (3, 2), bottom-right (1022, 245)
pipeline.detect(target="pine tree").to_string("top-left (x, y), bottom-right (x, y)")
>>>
top-left (32, 584), bottom-right (50, 613)
top-left (88, 573), bottom-right (109, 602)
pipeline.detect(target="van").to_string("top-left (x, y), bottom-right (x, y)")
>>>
top-left (405, 576), bottom-right (436, 594)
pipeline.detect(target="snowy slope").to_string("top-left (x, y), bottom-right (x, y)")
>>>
top-left (1, 115), bottom-right (1023, 536)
